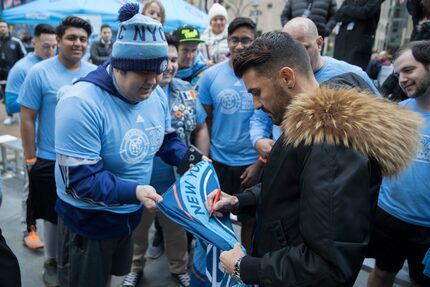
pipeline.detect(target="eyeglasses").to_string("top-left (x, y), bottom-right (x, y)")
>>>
top-left (228, 37), bottom-right (253, 46)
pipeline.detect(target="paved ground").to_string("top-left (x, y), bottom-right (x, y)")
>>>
top-left (0, 108), bottom-right (408, 287)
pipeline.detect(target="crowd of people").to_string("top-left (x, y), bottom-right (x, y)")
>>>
top-left (0, 0), bottom-right (429, 287)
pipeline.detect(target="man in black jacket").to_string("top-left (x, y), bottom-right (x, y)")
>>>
top-left (333, 0), bottom-right (383, 70)
top-left (90, 24), bottom-right (113, 65)
top-left (206, 32), bottom-right (422, 286)
top-left (280, 0), bottom-right (337, 37)
top-left (0, 19), bottom-right (26, 125)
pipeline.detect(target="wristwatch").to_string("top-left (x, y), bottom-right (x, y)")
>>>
top-left (231, 256), bottom-right (245, 284)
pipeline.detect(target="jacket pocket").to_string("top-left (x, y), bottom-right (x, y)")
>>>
top-left (265, 219), bottom-right (288, 249)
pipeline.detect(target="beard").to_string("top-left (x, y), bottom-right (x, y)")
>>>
top-left (412, 74), bottom-right (430, 98)
top-left (269, 82), bottom-right (291, 125)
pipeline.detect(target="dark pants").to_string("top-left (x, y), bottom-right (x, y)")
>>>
top-left (27, 158), bottom-right (57, 229)
top-left (0, 227), bottom-right (21, 287)
top-left (0, 83), bottom-right (12, 117)
top-left (57, 218), bottom-right (133, 286)
top-left (368, 207), bottom-right (430, 286)
top-left (212, 160), bottom-right (256, 253)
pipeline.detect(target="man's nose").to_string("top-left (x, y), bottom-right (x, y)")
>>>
top-left (398, 73), bottom-right (407, 85)
top-left (253, 97), bottom-right (262, 109)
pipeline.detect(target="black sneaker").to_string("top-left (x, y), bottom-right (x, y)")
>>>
top-left (121, 270), bottom-right (143, 287)
top-left (171, 272), bottom-right (190, 287)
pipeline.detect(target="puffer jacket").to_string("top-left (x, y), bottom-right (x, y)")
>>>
top-left (90, 39), bottom-right (113, 66)
top-left (0, 35), bottom-right (26, 81)
top-left (236, 86), bottom-right (422, 286)
top-left (280, 0), bottom-right (338, 36)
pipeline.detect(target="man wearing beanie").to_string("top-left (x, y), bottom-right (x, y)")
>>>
top-left (173, 25), bottom-right (208, 87)
top-left (54, 4), bottom-right (188, 286)
top-left (201, 3), bottom-right (229, 65)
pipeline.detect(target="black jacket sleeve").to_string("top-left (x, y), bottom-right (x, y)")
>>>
top-left (280, 1), bottom-right (292, 27)
top-left (337, 0), bottom-right (382, 21)
top-left (325, 0), bottom-right (339, 35)
top-left (240, 144), bottom-right (378, 286)
top-left (90, 41), bottom-right (107, 65)
top-left (407, 0), bottom-right (423, 26)
top-left (235, 183), bottom-right (261, 214)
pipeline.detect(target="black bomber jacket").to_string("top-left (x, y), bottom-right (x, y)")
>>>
top-left (236, 86), bottom-right (422, 287)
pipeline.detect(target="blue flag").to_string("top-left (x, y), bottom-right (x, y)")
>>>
top-left (157, 160), bottom-right (253, 286)
top-left (424, 248), bottom-right (430, 277)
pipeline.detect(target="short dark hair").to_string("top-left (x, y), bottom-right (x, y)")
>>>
top-left (228, 17), bottom-right (257, 37)
top-left (165, 32), bottom-right (178, 50)
top-left (100, 24), bottom-right (111, 32)
top-left (394, 40), bottom-right (430, 67)
top-left (0, 19), bottom-right (7, 25)
top-left (56, 16), bottom-right (92, 38)
top-left (233, 31), bottom-right (312, 78)
top-left (34, 24), bottom-right (55, 37)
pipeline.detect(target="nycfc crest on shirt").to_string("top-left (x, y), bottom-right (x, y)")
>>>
top-left (417, 135), bottom-right (430, 164)
top-left (217, 88), bottom-right (241, 114)
top-left (119, 126), bottom-right (163, 164)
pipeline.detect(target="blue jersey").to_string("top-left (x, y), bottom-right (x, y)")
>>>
top-left (54, 63), bottom-right (187, 240)
top-left (378, 99), bottom-right (430, 227)
top-left (18, 56), bottom-right (96, 160)
top-left (5, 53), bottom-right (41, 114)
top-left (198, 61), bottom-right (258, 166)
top-left (55, 83), bottom-right (170, 213)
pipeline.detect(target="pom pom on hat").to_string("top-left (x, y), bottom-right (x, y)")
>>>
top-left (208, 3), bottom-right (228, 22)
top-left (118, 3), bottom-right (140, 22)
top-left (111, 3), bottom-right (168, 73)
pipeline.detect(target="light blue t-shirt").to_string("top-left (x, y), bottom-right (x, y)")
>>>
top-left (18, 56), bottom-right (96, 160)
top-left (198, 60), bottom-right (258, 166)
top-left (315, 56), bottom-right (380, 95)
top-left (5, 53), bottom-right (41, 114)
top-left (378, 99), bottom-right (430, 227)
top-left (55, 83), bottom-right (170, 213)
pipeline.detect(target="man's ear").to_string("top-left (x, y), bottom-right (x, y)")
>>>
top-left (316, 36), bottom-right (324, 50)
top-left (278, 67), bottom-right (296, 89)
top-left (56, 36), bottom-right (61, 47)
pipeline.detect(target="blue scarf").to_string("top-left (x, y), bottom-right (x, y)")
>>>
top-left (176, 52), bottom-right (208, 83)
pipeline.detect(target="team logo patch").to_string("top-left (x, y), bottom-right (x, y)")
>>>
top-left (160, 59), bottom-right (168, 72)
top-left (181, 90), bottom-right (196, 101)
top-left (146, 127), bottom-right (164, 156)
top-left (120, 128), bottom-right (150, 164)
top-left (217, 89), bottom-right (241, 114)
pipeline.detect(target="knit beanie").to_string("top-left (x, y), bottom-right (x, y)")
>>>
top-left (111, 3), bottom-right (168, 73)
top-left (208, 3), bottom-right (228, 22)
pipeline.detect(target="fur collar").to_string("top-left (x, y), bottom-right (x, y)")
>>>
top-left (281, 86), bottom-right (422, 177)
